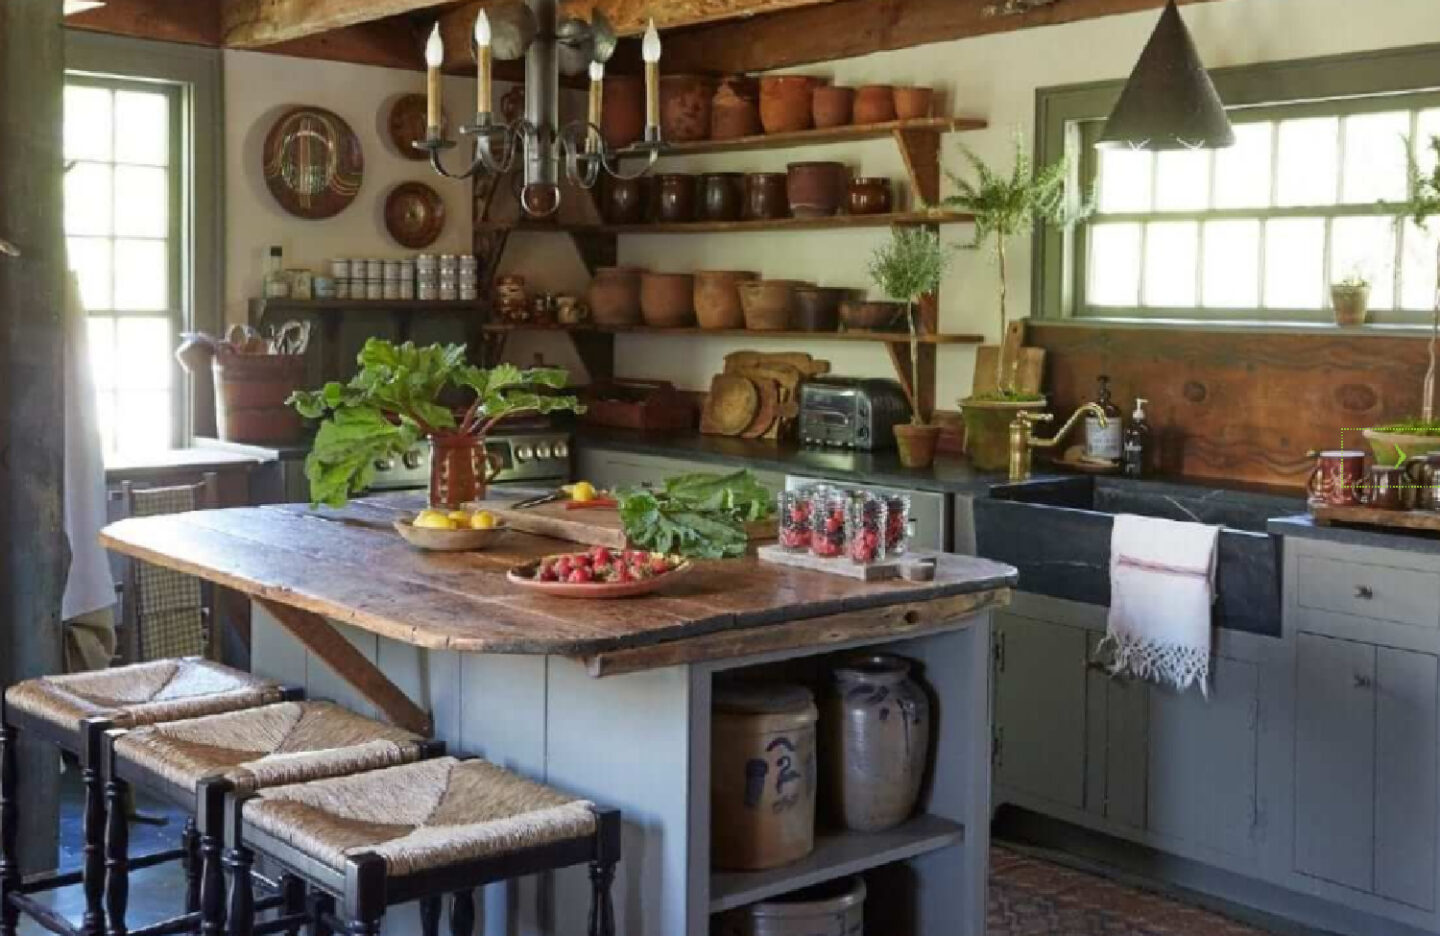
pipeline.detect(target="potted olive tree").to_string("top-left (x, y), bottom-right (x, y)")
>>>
top-left (1365, 135), bottom-right (1440, 463)
top-left (289, 339), bottom-right (583, 508)
top-left (868, 226), bottom-right (954, 468)
top-left (944, 133), bottom-right (1091, 471)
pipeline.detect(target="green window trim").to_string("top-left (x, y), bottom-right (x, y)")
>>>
top-left (1033, 41), bottom-right (1440, 326)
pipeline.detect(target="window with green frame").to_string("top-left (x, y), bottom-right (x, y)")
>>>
top-left (1033, 44), bottom-right (1440, 326)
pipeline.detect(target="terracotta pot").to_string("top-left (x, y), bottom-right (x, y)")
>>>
top-left (893, 424), bottom-right (942, 470)
top-left (811, 85), bottom-right (854, 129)
top-left (640, 272), bottom-right (695, 327)
top-left (824, 655), bottom-right (930, 831)
top-left (711, 76), bottom-right (761, 140)
top-left (699, 172), bottom-right (744, 222)
top-left (960, 398), bottom-right (1044, 471)
top-left (792, 286), bottom-right (850, 331)
top-left (839, 300), bottom-right (905, 331)
top-left (787, 162), bottom-right (848, 218)
top-left (660, 74), bottom-right (715, 143)
top-left (428, 435), bottom-right (503, 509)
top-left (602, 176), bottom-right (645, 225)
top-left (656, 173), bottom-right (696, 223)
top-left (847, 177), bottom-right (893, 216)
top-left (744, 172), bottom-right (790, 221)
top-left (1332, 285), bottom-right (1370, 326)
top-left (600, 73), bottom-right (646, 150)
top-left (759, 75), bottom-right (821, 134)
top-left (853, 85), bottom-right (896, 125)
top-left (892, 85), bottom-right (934, 120)
top-left (694, 270), bottom-right (758, 329)
top-left (587, 266), bottom-right (643, 326)
top-left (739, 279), bottom-right (803, 330)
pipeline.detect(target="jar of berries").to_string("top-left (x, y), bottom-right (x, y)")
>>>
top-left (777, 487), bottom-right (814, 551)
top-left (884, 493), bottom-right (911, 555)
top-left (810, 488), bottom-right (849, 559)
top-left (847, 491), bottom-right (889, 565)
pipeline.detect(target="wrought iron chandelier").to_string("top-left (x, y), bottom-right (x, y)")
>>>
top-left (417, 0), bottom-right (663, 217)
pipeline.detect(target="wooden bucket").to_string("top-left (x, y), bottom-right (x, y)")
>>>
top-left (212, 352), bottom-right (306, 444)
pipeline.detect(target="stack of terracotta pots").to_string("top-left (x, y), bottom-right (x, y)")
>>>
top-left (587, 266), bottom-right (860, 333)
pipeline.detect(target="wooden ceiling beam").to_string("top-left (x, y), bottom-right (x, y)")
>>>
top-left (661, 0), bottom-right (1233, 75)
top-left (223, 0), bottom-right (458, 49)
top-left (65, 0), bottom-right (222, 46)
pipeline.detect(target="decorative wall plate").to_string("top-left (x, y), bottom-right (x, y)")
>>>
top-left (387, 93), bottom-right (435, 161)
top-left (262, 106), bottom-right (364, 220)
top-left (384, 182), bottom-right (447, 248)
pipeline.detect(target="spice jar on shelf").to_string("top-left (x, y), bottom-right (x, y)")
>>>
top-left (884, 493), bottom-right (910, 555)
top-left (847, 491), bottom-right (888, 565)
top-left (777, 487), bottom-right (814, 551)
top-left (810, 488), bottom-right (848, 559)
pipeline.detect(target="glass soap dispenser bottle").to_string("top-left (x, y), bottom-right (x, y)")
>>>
top-left (1085, 374), bottom-right (1123, 463)
top-left (1123, 397), bottom-right (1151, 478)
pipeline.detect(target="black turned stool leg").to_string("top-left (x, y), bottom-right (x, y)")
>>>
top-left (81, 720), bottom-right (114, 936)
top-left (182, 819), bottom-right (201, 914)
top-left (587, 808), bottom-right (621, 936)
top-left (103, 764), bottom-right (130, 936)
top-left (197, 780), bottom-right (229, 936)
top-left (303, 893), bottom-right (333, 936)
top-left (223, 847), bottom-right (253, 936)
top-left (418, 897), bottom-right (441, 936)
top-left (448, 890), bottom-right (473, 936)
top-left (0, 716), bottom-right (20, 936)
top-left (279, 874), bottom-right (306, 936)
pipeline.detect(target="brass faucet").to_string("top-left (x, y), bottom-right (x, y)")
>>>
top-left (1008, 403), bottom-right (1108, 482)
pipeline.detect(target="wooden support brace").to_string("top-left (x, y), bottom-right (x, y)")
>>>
top-left (255, 600), bottom-right (433, 737)
top-left (893, 129), bottom-right (943, 207)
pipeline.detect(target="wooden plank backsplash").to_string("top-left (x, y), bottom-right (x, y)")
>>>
top-left (1028, 323), bottom-right (1433, 490)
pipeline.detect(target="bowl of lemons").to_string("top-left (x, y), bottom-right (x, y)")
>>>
top-left (393, 507), bottom-right (508, 551)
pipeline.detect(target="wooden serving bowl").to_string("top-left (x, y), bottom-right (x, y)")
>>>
top-left (393, 518), bottom-right (510, 551)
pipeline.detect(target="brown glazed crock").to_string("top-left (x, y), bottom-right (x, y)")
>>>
top-left (600, 74), bottom-right (646, 149)
top-left (711, 76), bottom-right (762, 140)
top-left (787, 161), bottom-right (848, 218)
top-left (587, 267), bottom-right (644, 326)
top-left (759, 75), bottom-right (821, 134)
top-left (792, 286), bottom-right (850, 331)
top-left (744, 172), bottom-right (790, 221)
top-left (699, 173), bottom-right (745, 222)
top-left (892, 85), bottom-right (934, 120)
top-left (656, 173), bottom-right (696, 223)
top-left (811, 85), bottom-right (854, 129)
top-left (694, 270), bottom-right (758, 329)
top-left (660, 74), bottom-right (715, 143)
top-left (603, 176), bottom-right (646, 225)
top-left (853, 85), bottom-right (896, 124)
top-left (847, 177), bottom-right (893, 216)
top-left (640, 272), bottom-right (696, 327)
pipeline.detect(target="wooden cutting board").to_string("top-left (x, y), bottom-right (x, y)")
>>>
top-left (472, 497), bottom-right (777, 550)
top-left (973, 320), bottom-right (1045, 396)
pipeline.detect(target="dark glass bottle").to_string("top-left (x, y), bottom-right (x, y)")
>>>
top-left (1085, 374), bottom-right (1123, 462)
top-left (1123, 398), bottom-right (1151, 478)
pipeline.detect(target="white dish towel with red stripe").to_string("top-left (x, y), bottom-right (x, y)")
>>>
top-left (1099, 514), bottom-right (1220, 696)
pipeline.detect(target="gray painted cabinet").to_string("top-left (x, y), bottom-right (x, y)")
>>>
top-left (993, 610), bottom-right (1088, 809)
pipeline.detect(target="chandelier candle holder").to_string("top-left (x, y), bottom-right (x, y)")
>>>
top-left (416, 0), bottom-right (663, 218)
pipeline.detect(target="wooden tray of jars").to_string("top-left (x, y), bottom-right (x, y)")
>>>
top-left (1311, 505), bottom-right (1440, 534)
top-left (756, 544), bottom-right (941, 582)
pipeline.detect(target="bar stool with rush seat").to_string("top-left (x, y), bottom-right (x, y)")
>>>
top-left (101, 701), bottom-right (442, 936)
top-left (224, 757), bottom-right (623, 936)
top-left (0, 659), bottom-right (287, 936)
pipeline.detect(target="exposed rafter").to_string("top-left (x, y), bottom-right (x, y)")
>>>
top-left (223, 0), bottom-right (455, 49)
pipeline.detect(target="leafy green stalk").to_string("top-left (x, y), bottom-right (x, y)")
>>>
top-left (288, 338), bottom-right (584, 507)
top-left (867, 227), bottom-right (954, 425)
top-left (617, 470), bottom-right (774, 559)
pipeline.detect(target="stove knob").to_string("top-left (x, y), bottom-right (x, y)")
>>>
top-left (553, 441), bottom-right (569, 459)
top-left (536, 443), bottom-right (553, 459)
top-left (373, 457), bottom-right (395, 471)
top-left (515, 445), bottom-right (534, 462)
top-left (402, 450), bottom-right (424, 469)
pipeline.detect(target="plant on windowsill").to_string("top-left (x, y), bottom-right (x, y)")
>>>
top-left (943, 132), bottom-right (1093, 471)
top-left (1365, 135), bottom-right (1440, 465)
top-left (867, 226), bottom-right (954, 468)
top-left (288, 339), bottom-right (583, 509)
top-left (1330, 269), bottom-right (1371, 327)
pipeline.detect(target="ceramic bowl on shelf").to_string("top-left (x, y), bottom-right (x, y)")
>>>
top-left (840, 299), bottom-right (906, 331)
top-left (811, 85), bottom-right (854, 128)
top-left (793, 286), bottom-right (852, 331)
top-left (588, 266), bottom-right (644, 326)
top-left (739, 279), bottom-right (806, 331)
top-left (640, 272), bottom-right (696, 327)
top-left (694, 270), bottom-right (758, 330)
top-left (787, 161), bottom-right (848, 218)
top-left (711, 76), bottom-right (762, 140)
top-left (853, 85), bottom-right (896, 124)
top-left (893, 85), bottom-right (935, 120)
top-left (759, 75), bottom-right (822, 133)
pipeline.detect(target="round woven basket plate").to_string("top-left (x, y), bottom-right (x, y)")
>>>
top-left (262, 106), bottom-right (364, 220)
top-left (507, 557), bottom-right (694, 599)
top-left (384, 182), bottom-right (447, 248)
top-left (387, 93), bottom-right (434, 161)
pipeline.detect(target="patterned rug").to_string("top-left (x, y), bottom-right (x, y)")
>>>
top-left (989, 846), bottom-right (1274, 935)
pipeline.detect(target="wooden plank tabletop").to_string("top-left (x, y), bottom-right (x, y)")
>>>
top-left (99, 494), bottom-right (1017, 658)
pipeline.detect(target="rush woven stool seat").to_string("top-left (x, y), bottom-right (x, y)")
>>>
top-left (103, 702), bottom-right (441, 936)
top-left (226, 757), bottom-right (621, 936)
top-left (1, 659), bottom-right (286, 936)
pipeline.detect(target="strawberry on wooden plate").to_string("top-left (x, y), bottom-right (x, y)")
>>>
top-left (507, 546), bottom-right (692, 598)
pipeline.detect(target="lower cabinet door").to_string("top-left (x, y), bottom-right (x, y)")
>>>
top-left (994, 612), bottom-right (1089, 809)
top-left (1294, 633), bottom-right (1377, 892)
top-left (1147, 656), bottom-right (1260, 860)
top-left (1375, 646), bottom-right (1439, 910)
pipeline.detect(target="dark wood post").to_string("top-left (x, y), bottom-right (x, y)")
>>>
top-left (0, 0), bottom-right (67, 875)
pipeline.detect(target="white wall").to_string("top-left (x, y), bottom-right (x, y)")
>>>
top-left (613, 0), bottom-right (1440, 405)
top-left (222, 51), bottom-right (478, 325)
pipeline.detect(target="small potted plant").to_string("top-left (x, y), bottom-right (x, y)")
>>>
top-left (1331, 269), bottom-right (1371, 327)
top-left (943, 133), bottom-right (1092, 471)
top-left (1365, 135), bottom-right (1440, 463)
top-left (289, 339), bottom-right (583, 508)
top-left (867, 226), bottom-right (954, 468)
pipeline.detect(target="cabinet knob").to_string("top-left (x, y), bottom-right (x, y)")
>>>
top-left (1354, 673), bottom-right (1373, 689)
top-left (1354, 584), bottom-right (1374, 600)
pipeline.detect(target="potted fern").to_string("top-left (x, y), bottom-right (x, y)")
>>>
top-left (944, 133), bottom-right (1091, 471)
top-left (1365, 135), bottom-right (1440, 464)
top-left (289, 339), bottom-right (583, 508)
top-left (868, 226), bottom-right (954, 468)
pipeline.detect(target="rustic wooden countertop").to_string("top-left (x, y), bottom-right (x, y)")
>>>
top-left (100, 494), bottom-right (1016, 660)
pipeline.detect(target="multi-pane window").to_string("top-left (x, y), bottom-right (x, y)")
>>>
top-left (1077, 95), bottom-right (1440, 322)
top-left (64, 77), bottom-right (183, 458)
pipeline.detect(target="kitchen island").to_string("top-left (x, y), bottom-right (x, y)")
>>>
top-left (100, 493), bottom-right (1016, 936)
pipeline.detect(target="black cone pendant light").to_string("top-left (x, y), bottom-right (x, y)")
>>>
top-left (1098, 0), bottom-right (1234, 150)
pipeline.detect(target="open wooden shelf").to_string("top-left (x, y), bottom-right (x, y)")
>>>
top-left (709, 813), bottom-right (965, 914)
top-left (617, 116), bottom-right (987, 158)
top-left (487, 210), bottom-right (972, 236)
top-left (481, 323), bottom-right (983, 345)
top-left (250, 298), bottom-right (488, 316)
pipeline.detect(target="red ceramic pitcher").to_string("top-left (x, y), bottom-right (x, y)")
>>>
top-left (429, 435), bottom-right (503, 509)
